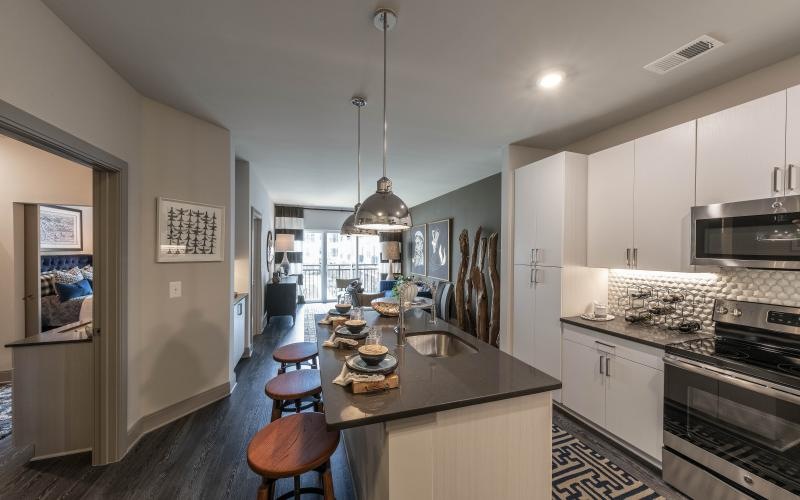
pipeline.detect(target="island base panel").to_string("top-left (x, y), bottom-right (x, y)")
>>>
top-left (344, 391), bottom-right (553, 500)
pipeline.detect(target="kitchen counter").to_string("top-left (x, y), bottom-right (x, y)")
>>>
top-left (315, 308), bottom-right (561, 430)
top-left (316, 308), bottom-right (557, 499)
top-left (5, 322), bottom-right (92, 348)
top-left (560, 316), bottom-right (710, 349)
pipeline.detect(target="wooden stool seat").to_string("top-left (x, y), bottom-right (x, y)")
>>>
top-left (247, 413), bottom-right (339, 499)
top-left (265, 370), bottom-right (321, 400)
top-left (273, 342), bottom-right (319, 374)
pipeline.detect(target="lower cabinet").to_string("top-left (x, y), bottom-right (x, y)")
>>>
top-left (562, 324), bottom-right (664, 463)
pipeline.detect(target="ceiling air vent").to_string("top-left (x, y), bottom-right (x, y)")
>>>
top-left (644, 35), bottom-right (724, 74)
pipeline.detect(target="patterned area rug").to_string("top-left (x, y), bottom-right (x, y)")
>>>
top-left (0, 383), bottom-right (11, 441)
top-left (303, 303), bottom-right (333, 342)
top-left (552, 425), bottom-right (662, 499)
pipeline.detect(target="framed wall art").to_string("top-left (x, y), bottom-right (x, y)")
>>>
top-left (156, 197), bottom-right (225, 262)
top-left (426, 219), bottom-right (450, 280)
top-left (40, 205), bottom-right (83, 251)
top-left (408, 224), bottom-right (426, 276)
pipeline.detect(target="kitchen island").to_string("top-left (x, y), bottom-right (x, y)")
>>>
top-left (315, 308), bottom-right (560, 500)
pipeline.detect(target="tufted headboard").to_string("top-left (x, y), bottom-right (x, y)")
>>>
top-left (41, 254), bottom-right (93, 273)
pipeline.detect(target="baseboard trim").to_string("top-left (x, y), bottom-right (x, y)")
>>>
top-left (126, 381), bottom-right (235, 455)
top-left (0, 370), bottom-right (11, 383)
top-left (31, 447), bottom-right (91, 462)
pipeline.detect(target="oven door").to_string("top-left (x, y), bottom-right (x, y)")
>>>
top-left (691, 196), bottom-right (800, 269)
top-left (664, 357), bottom-right (800, 498)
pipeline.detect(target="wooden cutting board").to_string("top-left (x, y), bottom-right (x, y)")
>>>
top-left (351, 373), bottom-right (399, 394)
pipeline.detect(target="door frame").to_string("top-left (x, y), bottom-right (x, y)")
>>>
top-left (250, 208), bottom-right (264, 346)
top-left (0, 99), bottom-right (128, 465)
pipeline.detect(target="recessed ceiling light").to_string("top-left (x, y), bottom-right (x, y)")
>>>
top-left (537, 71), bottom-right (564, 89)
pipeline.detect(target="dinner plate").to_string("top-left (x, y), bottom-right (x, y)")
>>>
top-left (328, 309), bottom-right (351, 317)
top-left (346, 353), bottom-right (398, 375)
top-left (334, 325), bottom-right (370, 339)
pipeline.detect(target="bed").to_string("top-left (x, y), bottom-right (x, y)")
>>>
top-left (40, 255), bottom-right (93, 331)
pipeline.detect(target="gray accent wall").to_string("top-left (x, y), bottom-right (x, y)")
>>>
top-left (402, 173), bottom-right (501, 282)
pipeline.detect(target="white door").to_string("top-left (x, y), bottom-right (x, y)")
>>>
top-left (514, 164), bottom-right (537, 265)
top-left (512, 265), bottom-right (536, 366)
top-left (532, 154), bottom-right (564, 268)
top-left (633, 121), bottom-right (696, 272)
top-left (696, 90), bottom-right (787, 206)
top-left (562, 338), bottom-right (605, 426)
top-left (603, 355), bottom-right (663, 461)
top-left (532, 266), bottom-right (562, 380)
top-left (587, 142), bottom-right (634, 269)
top-left (786, 85), bottom-right (800, 196)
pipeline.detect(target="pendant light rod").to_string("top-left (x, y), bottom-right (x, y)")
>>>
top-left (382, 10), bottom-right (388, 179)
top-left (351, 96), bottom-right (366, 203)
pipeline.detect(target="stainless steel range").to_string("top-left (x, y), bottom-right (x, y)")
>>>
top-left (663, 299), bottom-right (800, 499)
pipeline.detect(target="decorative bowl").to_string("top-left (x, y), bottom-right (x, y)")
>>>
top-left (334, 303), bottom-right (352, 313)
top-left (358, 344), bottom-right (389, 366)
top-left (371, 298), bottom-right (399, 317)
top-left (345, 319), bottom-right (367, 334)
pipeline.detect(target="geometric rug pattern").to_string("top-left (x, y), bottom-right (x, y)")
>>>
top-left (552, 425), bottom-right (663, 499)
top-left (0, 383), bottom-right (11, 441)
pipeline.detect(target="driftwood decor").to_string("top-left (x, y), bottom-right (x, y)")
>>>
top-left (488, 233), bottom-right (500, 347)
top-left (465, 226), bottom-right (482, 335)
top-left (455, 230), bottom-right (469, 331)
top-left (472, 237), bottom-right (489, 343)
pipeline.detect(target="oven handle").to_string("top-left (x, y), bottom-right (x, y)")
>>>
top-left (665, 355), bottom-right (800, 404)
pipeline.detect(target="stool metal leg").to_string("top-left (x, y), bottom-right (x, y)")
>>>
top-left (257, 477), bottom-right (275, 500)
top-left (293, 476), bottom-right (301, 500)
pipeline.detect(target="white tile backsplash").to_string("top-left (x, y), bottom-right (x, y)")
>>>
top-left (608, 268), bottom-right (800, 328)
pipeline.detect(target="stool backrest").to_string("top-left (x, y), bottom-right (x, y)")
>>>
top-left (434, 281), bottom-right (454, 321)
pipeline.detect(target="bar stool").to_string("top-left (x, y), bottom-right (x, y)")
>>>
top-left (273, 342), bottom-right (318, 374)
top-left (247, 412), bottom-right (339, 500)
top-left (265, 369), bottom-right (323, 422)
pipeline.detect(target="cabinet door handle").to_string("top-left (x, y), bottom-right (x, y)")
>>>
top-left (530, 248), bottom-right (535, 266)
top-left (789, 164), bottom-right (797, 191)
top-left (633, 248), bottom-right (638, 268)
top-left (626, 248), bottom-right (631, 268)
top-left (533, 268), bottom-right (541, 285)
top-left (530, 268), bottom-right (535, 286)
top-left (774, 166), bottom-right (783, 193)
top-left (599, 355), bottom-right (605, 375)
top-left (605, 357), bottom-right (611, 377)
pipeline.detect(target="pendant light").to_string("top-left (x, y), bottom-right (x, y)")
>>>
top-left (355, 8), bottom-right (412, 232)
top-left (341, 96), bottom-right (377, 236)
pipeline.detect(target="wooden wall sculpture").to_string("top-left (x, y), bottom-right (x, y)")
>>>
top-left (487, 233), bottom-right (500, 347)
top-left (472, 237), bottom-right (488, 343)
top-left (455, 227), bottom-right (500, 347)
top-left (455, 230), bottom-right (469, 331)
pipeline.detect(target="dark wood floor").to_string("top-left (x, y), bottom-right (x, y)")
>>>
top-left (0, 303), bottom-right (682, 499)
top-left (0, 304), bottom-right (356, 500)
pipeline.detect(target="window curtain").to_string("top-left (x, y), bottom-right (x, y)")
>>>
top-left (379, 232), bottom-right (402, 277)
top-left (275, 205), bottom-right (304, 275)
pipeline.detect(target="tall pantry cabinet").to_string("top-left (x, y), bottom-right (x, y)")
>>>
top-left (512, 152), bottom-right (607, 402)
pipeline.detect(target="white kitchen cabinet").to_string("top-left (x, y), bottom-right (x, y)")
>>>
top-left (587, 142), bottom-right (634, 269)
top-left (512, 265), bottom-right (535, 367)
top-left (532, 266), bottom-right (562, 380)
top-left (604, 354), bottom-right (664, 460)
top-left (530, 154), bottom-right (565, 267)
top-left (562, 338), bottom-right (605, 425)
top-left (633, 121), bottom-right (696, 272)
top-left (233, 296), bottom-right (247, 365)
top-left (561, 323), bottom-right (664, 463)
top-left (696, 90), bottom-right (787, 206)
top-left (786, 85), bottom-right (800, 196)
top-left (513, 164), bottom-right (537, 265)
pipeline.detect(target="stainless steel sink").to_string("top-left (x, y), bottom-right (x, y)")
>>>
top-left (405, 331), bottom-right (478, 357)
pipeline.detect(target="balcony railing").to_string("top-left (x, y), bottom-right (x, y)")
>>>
top-left (302, 264), bottom-right (381, 302)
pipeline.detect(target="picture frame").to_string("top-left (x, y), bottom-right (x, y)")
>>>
top-left (426, 219), bottom-right (451, 280)
top-left (408, 224), bottom-right (427, 276)
top-left (156, 197), bottom-right (225, 263)
top-left (40, 205), bottom-right (83, 251)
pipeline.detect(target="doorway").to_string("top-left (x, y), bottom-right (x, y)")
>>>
top-left (301, 231), bottom-right (381, 302)
top-left (0, 99), bottom-right (127, 465)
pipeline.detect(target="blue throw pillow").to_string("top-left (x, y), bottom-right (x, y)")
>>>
top-left (56, 279), bottom-right (92, 302)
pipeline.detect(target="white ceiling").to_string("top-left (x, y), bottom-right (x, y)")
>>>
top-left (44, 0), bottom-right (800, 208)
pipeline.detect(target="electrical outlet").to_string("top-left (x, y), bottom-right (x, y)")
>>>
top-left (169, 281), bottom-right (182, 298)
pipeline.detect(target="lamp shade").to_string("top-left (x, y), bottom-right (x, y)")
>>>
top-left (381, 241), bottom-right (401, 261)
top-left (275, 233), bottom-right (295, 252)
top-left (355, 177), bottom-right (412, 232)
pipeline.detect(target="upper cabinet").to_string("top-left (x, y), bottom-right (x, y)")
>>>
top-left (696, 91), bottom-right (787, 206)
top-left (513, 164), bottom-right (538, 265)
top-left (786, 85), bottom-right (800, 196)
top-left (633, 121), bottom-right (696, 272)
top-left (587, 142), bottom-right (634, 269)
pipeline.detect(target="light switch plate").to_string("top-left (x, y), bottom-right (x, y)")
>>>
top-left (169, 281), bottom-right (182, 298)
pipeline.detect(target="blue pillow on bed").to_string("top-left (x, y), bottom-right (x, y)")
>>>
top-left (55, 279), bottom-right (92, 302)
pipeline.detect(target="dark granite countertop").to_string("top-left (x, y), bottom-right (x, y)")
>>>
top-left (5, 322), bottom-right (92, 348)
top-left (316, 309), bottom-right (561, 430)
top-left (560, 316), bottom-right (711, 349)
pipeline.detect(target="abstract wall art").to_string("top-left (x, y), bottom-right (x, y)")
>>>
top-left (40, 205), bottom-right (83, 251)
top-left (427, 219), bottom-right (450, 280)
top-left (156, 197), bottom-right (225, 262)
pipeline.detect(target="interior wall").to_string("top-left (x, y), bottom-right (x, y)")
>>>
top-left (0, 136), bottom-right (93, 370)
top-left (136, 98), bottom-right (234, 417)
top-left (304, 208), bottom-right (350, 231)
top-left (234, 159), bottom-right (250, 294)
top-left (40, 205), bottom-right (93, 256)
top-left (250, 171), bottom-right (275, 283)
top-left (564, 53), bottom-right (800, 154)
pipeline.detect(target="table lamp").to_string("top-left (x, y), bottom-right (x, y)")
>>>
top-left (275, 233), bottom-right (295, 275)
top-left (381, 241), bottom-right (401, 278)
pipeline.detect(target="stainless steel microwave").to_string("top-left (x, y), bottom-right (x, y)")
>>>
top-left (691, 195), bottom-right (800, 269)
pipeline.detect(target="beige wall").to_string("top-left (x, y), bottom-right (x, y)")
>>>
top-left (136, 98), bottom-right (234, 417)
top-left (0, 136), bottom-right (93, 370)
top-left (565, 53), bottom-right (800, 154)
top-left (234, 159), bottom-right (251, 294)
top-left (1, 0), bottom-right (239, 434)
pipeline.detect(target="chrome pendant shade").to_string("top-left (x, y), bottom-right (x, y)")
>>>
top-left (355, 8), bottom-right (412, 232)
top-left (341, 97), bottom-right (377, 236)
